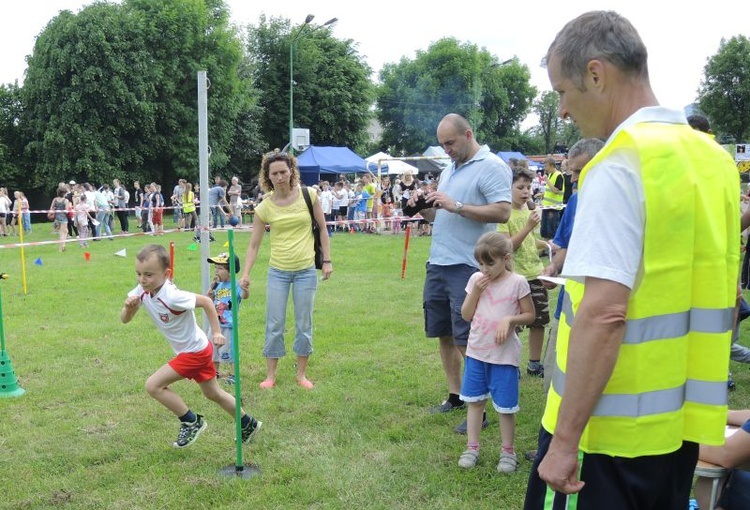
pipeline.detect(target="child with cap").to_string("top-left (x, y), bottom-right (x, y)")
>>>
top-left (207, 252), bottom-right (249, 384)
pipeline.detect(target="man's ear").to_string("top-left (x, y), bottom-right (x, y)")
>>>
top-left (587, 59), bottom-right (606, 89)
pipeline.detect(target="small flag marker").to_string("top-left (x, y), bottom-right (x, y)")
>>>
top-left (114, 249), bottom-right (127, 257)
top-left (187, 243), bottom-right (198, 251)
top-left (34, 258), bottom-right (42, 266)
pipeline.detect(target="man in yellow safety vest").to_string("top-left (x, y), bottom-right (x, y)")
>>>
top-left (524, 11), bottom-right (739, 510)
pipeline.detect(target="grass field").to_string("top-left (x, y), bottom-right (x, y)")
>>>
top-left (1, 225), bottom-right (749, 509)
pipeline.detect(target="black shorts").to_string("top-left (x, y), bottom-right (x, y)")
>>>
top-left (338, 206), bottom-right (348, 216)
top-left (524, 428), bottom-right (698, 510)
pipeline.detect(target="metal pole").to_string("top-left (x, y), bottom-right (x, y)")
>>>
top-left (289, 40), bottom-right (295, 155)
top-left (197, 71), bottom-right (211, 331)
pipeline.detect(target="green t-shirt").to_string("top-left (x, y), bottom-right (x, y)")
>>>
top-left (497, 208), bottom-right (543, 279)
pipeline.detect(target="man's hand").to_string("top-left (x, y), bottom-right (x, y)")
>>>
top-left (537, 438), bottom-right (585, 494)
top-left (425, 191), bottom-right (458, 212)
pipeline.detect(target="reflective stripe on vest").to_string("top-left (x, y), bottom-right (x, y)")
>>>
top-left (552, 362), bottom-right (728, 418)
top-left (561, 291), bottom-right (735, 343)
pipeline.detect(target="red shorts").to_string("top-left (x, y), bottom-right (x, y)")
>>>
top-left (168, 343), bottom-right (215, 382)
top-left (152, 208), bottom-right (163, 225)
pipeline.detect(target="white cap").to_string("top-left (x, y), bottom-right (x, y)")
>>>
top-left (69, 180), bottom-right (76, 184)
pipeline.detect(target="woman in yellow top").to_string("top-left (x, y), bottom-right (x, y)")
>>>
top-left (240, 152), bottom-right (332, 390)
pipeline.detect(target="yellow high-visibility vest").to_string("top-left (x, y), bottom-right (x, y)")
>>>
top-left (542, 170), bottom-right (564, 206)
top-left (542, 122), bottom-right (739, 457)
top-left (182, 192), bottom-right (196, 213)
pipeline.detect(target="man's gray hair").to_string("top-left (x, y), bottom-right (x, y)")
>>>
top-left (568, 138), bottom-right (605, 160)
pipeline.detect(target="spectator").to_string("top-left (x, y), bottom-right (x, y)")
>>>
top-left (0, 188), bottom-right (10, 236)
top-left (49, 187), bottom-right (70, 251)
top-left (239, 152), bottom-right (332, 390)
top-left (408, 113), bottom-right (511, 436)
top-left (227, 176), bottom-right (243, 226)
top-left (113, 179), bottom-right (129, 233)
top-left (209, 178), bottom-right (226, 229)
top-left (694, 409), bottom-right (750, 510)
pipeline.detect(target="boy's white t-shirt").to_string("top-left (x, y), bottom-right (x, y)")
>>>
top-left (465, 271), bottom-right (531, 366)
top-left (128, 281), bottom-right (208, 354)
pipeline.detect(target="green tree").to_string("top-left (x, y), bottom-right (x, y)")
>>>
top-left (527, 91), bottom-right (579, 153)
top-left (698, 35), bottom-right (750, 143)
top-left (375, 38), bottom-right (535, 154)
top-left (22, 0), bottom-right (260, 190)
top-left (0, 83), bottom-right (26, 189)
top-left (478, 57), bottom-right (537, 151)
top-left (246, 15), bottom-right (374, 154)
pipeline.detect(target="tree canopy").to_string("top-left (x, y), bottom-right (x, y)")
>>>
top-left (375, 38), bottom-right (535, 155)
top-left (246, 15), bottom-right (374, 154)
top-left (698, 35), bottom-right (750, 143)
top-left (22, 0), bottom-right (261, 190)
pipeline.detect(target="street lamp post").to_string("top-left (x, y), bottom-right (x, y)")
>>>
top-left (288, 15), bottom-right (337, 155)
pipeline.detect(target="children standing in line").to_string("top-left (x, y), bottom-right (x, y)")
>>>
top-left (497, 169), bottom-right (551, 377)
top-left (458, 232), bottom-right (534, 473)
top-left (120, 244), bottom-right (262, 449)
top-left (207, 252), bottom-right (249, 385)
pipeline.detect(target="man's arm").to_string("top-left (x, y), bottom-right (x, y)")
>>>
top-left (537, 277), bottom-right (629, 494)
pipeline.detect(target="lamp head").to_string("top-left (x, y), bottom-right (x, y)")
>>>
top-left (304, 14), bottom-right (314, 24)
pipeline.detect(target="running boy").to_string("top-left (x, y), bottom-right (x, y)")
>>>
top-left (458, 232), bottom-right (535, 472)
top-left (497, 168), bottom-right (551, 377)
top-left (207, 252), bottom-right (249, 385)
top-left (120, 244), bottom-right (262, 448)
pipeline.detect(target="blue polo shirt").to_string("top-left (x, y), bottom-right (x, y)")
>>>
top-left (552, 191), bottom-right (578, 319)
top-left (429, 145), bottom-right (512, 267)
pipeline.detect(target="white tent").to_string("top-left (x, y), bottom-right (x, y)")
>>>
top-left (365, 152), bottom-right (420, 175)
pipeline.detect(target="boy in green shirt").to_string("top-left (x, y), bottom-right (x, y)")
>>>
top-left (497, 169), bottom-right (550, 377)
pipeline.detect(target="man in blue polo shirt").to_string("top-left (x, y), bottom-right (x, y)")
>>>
top-left (409, 113), bottom-right (512, 434)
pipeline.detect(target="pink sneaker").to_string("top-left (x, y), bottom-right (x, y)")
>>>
top-left (297, 378), bottom-right (314, 390)
top-left (259, 379), bottom-right (276, 389)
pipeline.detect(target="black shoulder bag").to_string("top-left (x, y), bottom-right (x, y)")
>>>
top-left (301, 186), bottom-right (323, 270)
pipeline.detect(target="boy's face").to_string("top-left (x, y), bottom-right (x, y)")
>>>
top-left (511, 178), bottom-right (532, 208)
top-left (135, 254), bottom-right (170, 294)
top-left (214, 264), bottom-right (230, 281)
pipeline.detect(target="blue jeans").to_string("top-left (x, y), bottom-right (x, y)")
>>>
top-left (21, 212), bottom-right (31, 233)
top-left (96, 209), bottom-right (112, 237)
top-left (211, 205), bottom-right (225, 228)
top-left (263, 266), bottom-right (318, 358)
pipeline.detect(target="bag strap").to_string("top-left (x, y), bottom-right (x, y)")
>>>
top-left (300, 186), bottom-right (315, 224)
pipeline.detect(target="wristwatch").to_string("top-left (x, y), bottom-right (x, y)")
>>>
top-left (455, 201), bottom-right (464, 215)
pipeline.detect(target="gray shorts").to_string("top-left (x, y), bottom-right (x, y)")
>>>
top-left (422, 263), bottom-right (476, 347)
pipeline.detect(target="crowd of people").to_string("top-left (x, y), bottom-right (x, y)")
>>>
top-left (0, 188), bottom-right (31, 237)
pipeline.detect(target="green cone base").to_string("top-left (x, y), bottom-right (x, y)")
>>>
top-left (0, 350), bottom-right (25, 398)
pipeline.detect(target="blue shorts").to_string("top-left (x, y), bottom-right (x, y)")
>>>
top-left (719, 469), bottom-right (750, 510)
top-left (459, 356), bottom-right (520, 413)
top-left (423, 263), bottom-right (476, 346)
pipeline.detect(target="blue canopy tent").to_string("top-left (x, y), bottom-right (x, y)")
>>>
top-left (297, 145), bottom-right (369, 185)
top-left (497, 151), bottom-right (543, 171)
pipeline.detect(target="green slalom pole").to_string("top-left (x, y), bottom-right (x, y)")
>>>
top-left (218, 230), bottom-right (259, 478)
top-left (0, 273), bottom-right (25, 398)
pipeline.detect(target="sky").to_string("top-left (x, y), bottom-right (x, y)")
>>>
top-left (1, 1), bottom-right (747, 118)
